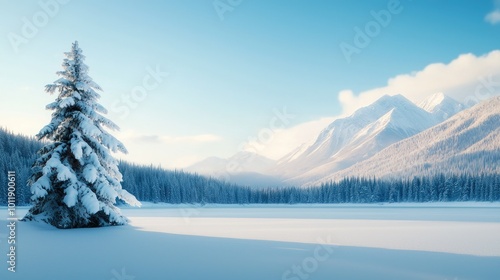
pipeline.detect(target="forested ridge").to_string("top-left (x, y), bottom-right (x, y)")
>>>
top-left (1, 127), bottom-right (499, 205)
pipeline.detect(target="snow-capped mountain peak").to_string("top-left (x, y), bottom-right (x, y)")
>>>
top-left (418, 92), bottom-right (465, 121)
top-left (419, 92), bottom-right (447, 112)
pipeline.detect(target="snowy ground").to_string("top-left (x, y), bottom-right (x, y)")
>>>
top-left (1, 203), bottom-right (499, 280)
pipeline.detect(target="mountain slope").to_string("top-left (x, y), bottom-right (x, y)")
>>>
top-left (273, 95), bottom-right (440, 185)
top-left (316, 96), bottom-right (500, 184)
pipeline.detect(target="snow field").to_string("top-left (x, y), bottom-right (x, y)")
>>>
top-left (0, 204), bottom-right (499, 280)
top-left (131, 217), bottom-right (500, 257)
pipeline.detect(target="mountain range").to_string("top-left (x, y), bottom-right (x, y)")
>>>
top-left (186, 93), bottom-right (499, 187)
top-left (184, 151), bottom-right (282, 188)
top-left (319, 95), bottom-right (500, 184)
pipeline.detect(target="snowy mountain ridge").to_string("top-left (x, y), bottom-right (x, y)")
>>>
top-left (314, 95), bottom-right (500, 184)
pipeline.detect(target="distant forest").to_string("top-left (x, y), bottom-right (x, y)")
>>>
top-left (1, 127), bottom-right (499, 205)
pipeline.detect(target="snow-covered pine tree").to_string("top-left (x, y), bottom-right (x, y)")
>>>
top-left (22, 41), bottom-right (141, 229)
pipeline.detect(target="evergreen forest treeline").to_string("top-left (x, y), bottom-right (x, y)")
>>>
top-left (1, 128), bottom-right (499, 205)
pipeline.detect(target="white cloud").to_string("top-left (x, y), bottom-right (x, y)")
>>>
top-left (337, 50), bottom-right (500, 116)
top-left (485, 0), bottom-right (500, 25)
top-left (485, 10), bottom-right (500, 24)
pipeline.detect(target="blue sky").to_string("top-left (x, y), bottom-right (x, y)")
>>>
top-left (1, 0), bottom-right (499, 168)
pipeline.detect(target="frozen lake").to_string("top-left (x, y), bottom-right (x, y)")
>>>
top-left (1, 203), bottom-right (499, 279)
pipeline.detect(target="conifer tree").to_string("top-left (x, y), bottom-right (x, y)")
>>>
top-left (23, 41), bottom-right (140, 229)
